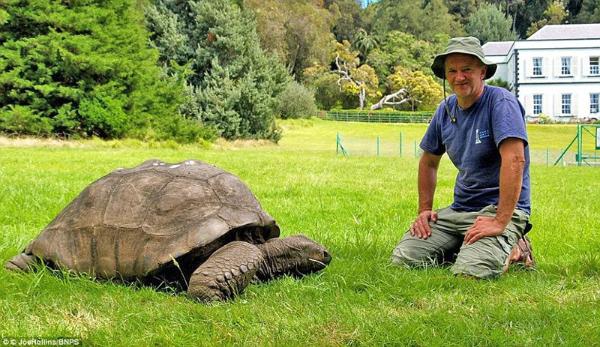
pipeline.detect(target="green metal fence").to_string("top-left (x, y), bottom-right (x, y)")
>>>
top-left (336, 132), bottom-right (591, 167)
top-left (325, 111), bottom-right (432, 123)
top-left (336, 132), bottom-right (423, 158)
top-left (554, 124), bottom-right (600, 167)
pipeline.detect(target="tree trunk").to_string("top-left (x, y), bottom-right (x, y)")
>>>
top-left (359, 86), bottom-right (366, 110)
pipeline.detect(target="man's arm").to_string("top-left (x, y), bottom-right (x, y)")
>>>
top-left (411, 151), bottom-right (442, 239)
top-left (464, 137), bottom-right (526, 244)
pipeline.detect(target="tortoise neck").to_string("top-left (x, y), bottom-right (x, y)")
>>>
top-left (254, 238), bottom-right (291, 281)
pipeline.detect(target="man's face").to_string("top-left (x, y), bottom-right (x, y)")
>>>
top-left (444, 53), bottom-right (487, 101)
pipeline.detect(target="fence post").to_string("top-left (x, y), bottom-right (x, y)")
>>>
top-left (376, 136), bottom-right (381, 157)
top-left (399, 132), bottom-right (403, 157)
top-left (577, 124), bottom-right (583, 166)
top-left (414, 140), bottom-right (417, 158)
top-left (546, 148), bottom-right (549, 167)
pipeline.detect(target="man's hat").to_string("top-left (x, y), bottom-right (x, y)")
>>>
top-left (431, 37), bottom-right (497, 80)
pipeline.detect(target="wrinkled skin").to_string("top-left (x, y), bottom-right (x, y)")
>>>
top-left (255, 235), bottom-right (332, 281)
top-left (187, 234), bottom-right (332, 302)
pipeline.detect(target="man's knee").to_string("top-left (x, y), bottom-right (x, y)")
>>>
top-left (450, 240), bottom-right (507, 279)
top-left (390, 240), bottom-right (437, 268)
top-left (451, 262), bottom-right (502, 279)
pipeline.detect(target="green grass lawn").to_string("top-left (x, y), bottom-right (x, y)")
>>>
top-left (1, 119), bottom-right (599, 346)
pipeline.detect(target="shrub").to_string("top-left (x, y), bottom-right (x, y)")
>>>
top-left (0, 105), bottom-right (53, 136)
top-left (538, 113), bottom-right (555, 124)
top-left (0, 0), bottom-right (196, 142)
top-left (487, 79), bottom-right (512, 91)
top-left (146, 0), bottom-right (288, 141)
top-left (153, 116), bottom-right (218, 144)
top-left (128, 113), bottom-right (218, 145)
top-left (310, 73), bottom-right (345, 110)
top-left (276, 81), bottom-right (319, 119)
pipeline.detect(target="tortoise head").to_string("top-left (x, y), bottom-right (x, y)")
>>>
top-left (255, 234), bottom-right (331, 281)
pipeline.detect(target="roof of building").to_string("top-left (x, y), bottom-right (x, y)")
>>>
top-left (482, 41), bottom-right (514, 56)
top-left (527, 23), bottom-right (600, 40)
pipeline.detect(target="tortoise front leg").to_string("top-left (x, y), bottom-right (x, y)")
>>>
top-left (187, 241), bottom-right (264, 302)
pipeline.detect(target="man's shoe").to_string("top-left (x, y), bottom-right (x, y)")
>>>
top-left (503, 236), bottom-right (536, 273)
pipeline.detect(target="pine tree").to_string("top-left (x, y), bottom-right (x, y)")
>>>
top-left (465, 3), bottom-right (515, 44)
top-left (147, 0), bottom-right (289, 141)
top-left (0, 0), bottom-right (186, 139)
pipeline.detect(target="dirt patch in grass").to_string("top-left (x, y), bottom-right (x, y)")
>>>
top-left (0, 136), bottom-right (87, 148)
top-left (213, 138), bottom-right (277, 149)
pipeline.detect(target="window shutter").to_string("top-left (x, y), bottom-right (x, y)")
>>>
top-left (571, 56), bottom-right (577, 76)
top-left (583, 57), bottom-right (590, 76)
top-left (554, 57), bottom-right (561, 76)
top-left (554, 94), bottom-right (561, 116)
top-left (524, 58), bottom-right (530, 78)
top-left (571, 94), bottom-right (578, 116)
top-left (524, 95), bottom-right (532, 116)
top-left (542, 57), bottom-right (550, 76)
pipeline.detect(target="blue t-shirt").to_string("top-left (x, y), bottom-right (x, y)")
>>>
top-left (420, 85), bottom-right (531, 214)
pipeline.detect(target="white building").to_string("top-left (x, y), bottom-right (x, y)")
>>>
top-left (483, 24), bottom-right (600, 122)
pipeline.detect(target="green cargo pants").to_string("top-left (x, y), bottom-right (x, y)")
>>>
top-left (391, 205), bottom-right (529, 279)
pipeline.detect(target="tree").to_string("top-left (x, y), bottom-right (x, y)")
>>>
top-left (303, 64), bottom-right (346, 110)
top-left (333, 41), bottom-right (379, 109)
top-left (147, 0), bottom-right (289, 141)
top-left (368, 0), bottom-right (463, 41)
top-left (370, 88), bottom-right (410, 110)
top-left (275, 81), bottom-right (318, 119)
top-left (0, 0), bottom-right (187, 140)
top-left (506, 0), bottom-right (551, 38)
top-left (352, 28), bottom-right (378, 61)
top-left (366, 31), bottom-right (447, 82)
top-left (487, 78), bottom-right (512, 91)
top-left (445, 0), bottom-right (481, 25)
top-left (308, 72), bottom-right (346, 110)
top-left (465, 3), bottom-right (515, 44)
top-left (386, 66), bottom-right (443, 111)
top-left (526, 0), bottom-right (568, 37)
top-left (325, 0), bottom-right (363, 42)
top-left (572, 0), bottom-right (600, 23)
top-left (243, 0), bottom-right (336, 81)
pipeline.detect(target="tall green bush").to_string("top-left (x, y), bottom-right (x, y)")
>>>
top-left (276, 81), bottom-right (318, 119)
top-left (146, 0), bottom-right (289, 141)
top-left (0, 0), bottom-right (208, 142)
top-left (310, 73), bottom-right (346, 111)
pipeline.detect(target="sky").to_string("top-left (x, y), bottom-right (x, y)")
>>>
top-left (360, 0), bottom-right (379, 8)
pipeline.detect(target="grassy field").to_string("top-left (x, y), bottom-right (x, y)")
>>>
top-left (1, 119), bottom-right (599, 346)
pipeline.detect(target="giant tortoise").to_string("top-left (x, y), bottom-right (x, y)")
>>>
top-left (5, 159), bottom-right (331, 302)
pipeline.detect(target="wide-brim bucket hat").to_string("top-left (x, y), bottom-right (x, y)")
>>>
top-left (431, 36), bottom-right (497, 80)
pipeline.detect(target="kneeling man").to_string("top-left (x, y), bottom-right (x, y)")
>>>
top-left (391, 37), bottom-right (534, 278)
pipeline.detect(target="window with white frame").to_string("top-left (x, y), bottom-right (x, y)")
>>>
top-left (533, 94), bottom-right (543, 114)
top-left (561, 94), bottom-right (571, 114)
top-left (590, 57), bottom-right (599, 76)
top-left (532, 57), bottom-right (543, 76)
top-left (591, 93), bottom-right (599, 114)
top-left (561, 57), bottom-right (572, 76)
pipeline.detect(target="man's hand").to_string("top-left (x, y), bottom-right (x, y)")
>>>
top-left (410, 210), bottom-right (438, 239)
top-left (464, 216), bottom-right (506, 244)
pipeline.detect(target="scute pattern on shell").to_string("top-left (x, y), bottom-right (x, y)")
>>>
top-left (25, 159), bottom-right (280, 279)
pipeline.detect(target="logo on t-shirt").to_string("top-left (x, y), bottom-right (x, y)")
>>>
top-left (475, 129), bottom-right (490, 144)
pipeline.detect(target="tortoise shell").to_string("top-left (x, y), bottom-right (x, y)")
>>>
top-left (25, 159), bottom-right (280, 279)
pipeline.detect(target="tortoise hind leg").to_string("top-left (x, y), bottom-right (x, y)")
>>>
top-left (5, 252), bottom-right (37, 272)
top-left (187, 241), bottom-right (264, 302)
